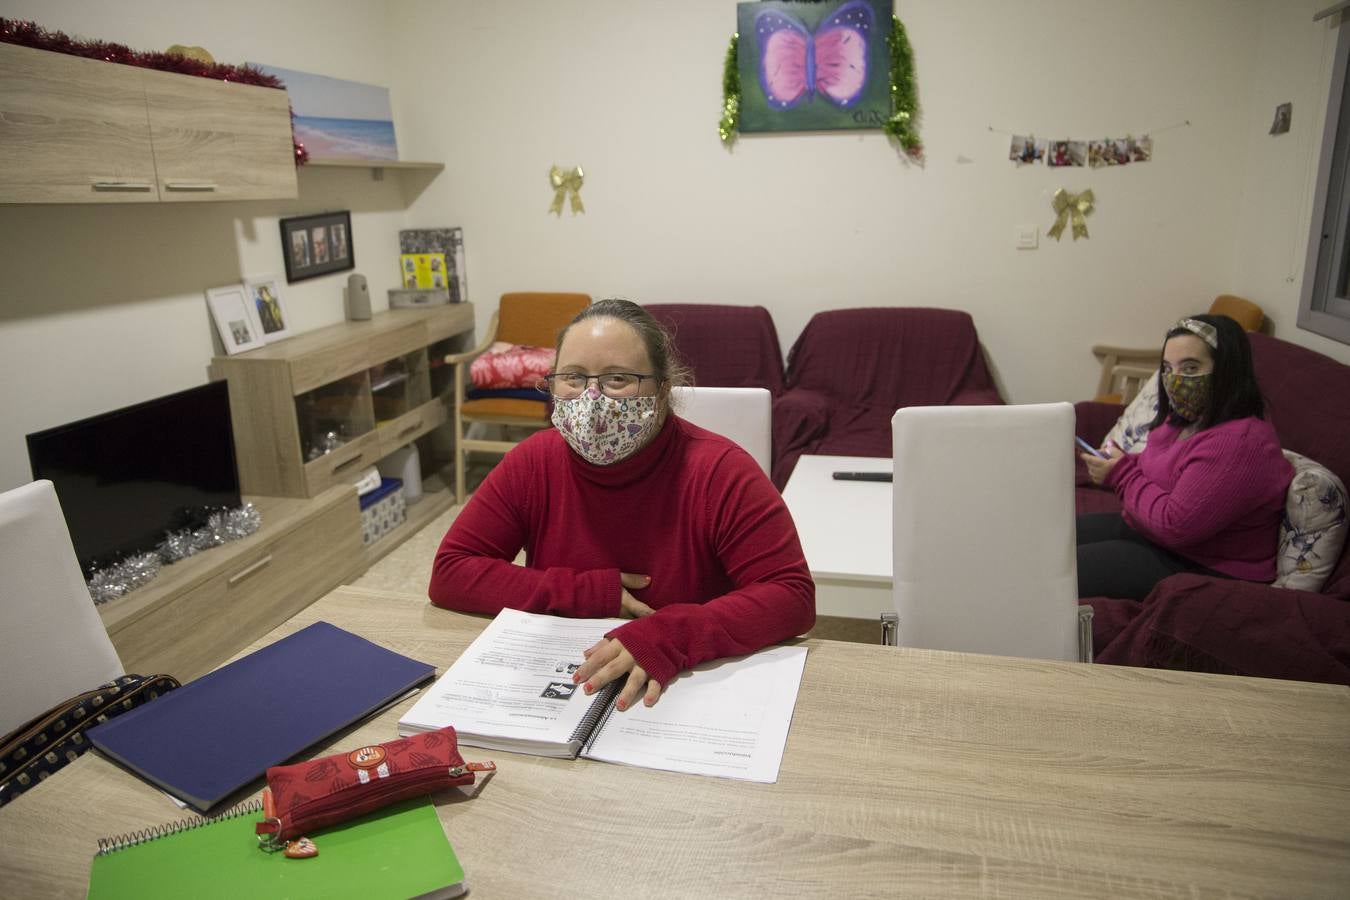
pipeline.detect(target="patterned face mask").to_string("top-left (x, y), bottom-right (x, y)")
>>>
top-left (551, 389), bottom-right (660, 465)
top-left (1161, 371), bottom-right (1212, 422)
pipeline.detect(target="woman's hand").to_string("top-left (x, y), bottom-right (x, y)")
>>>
top-left (619, 571), bottom-right (654, 618)
top-left (1082, 442), bottom-right (1125, 486)
top-left (574, 637), bottom-right (664, 710)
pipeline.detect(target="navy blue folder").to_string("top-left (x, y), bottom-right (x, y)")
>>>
top-left (87, 621), bottom-right (435, 812)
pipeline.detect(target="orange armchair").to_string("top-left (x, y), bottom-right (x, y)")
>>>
top-left (447, 292), bottom-right (591, 502)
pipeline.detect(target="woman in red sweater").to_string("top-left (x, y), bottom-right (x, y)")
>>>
top-left (429, 299), bottom-right (815, 710)
top-left (1077, 314), bottom-right (1293, 599)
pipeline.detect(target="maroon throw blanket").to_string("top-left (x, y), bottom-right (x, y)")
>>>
top-left (1090, 575), bottom-right (1350, 686)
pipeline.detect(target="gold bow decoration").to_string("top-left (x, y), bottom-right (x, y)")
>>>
top-left (548, 166), bottom-right (585, 216)
top-left (1048, 188), bottom-right (1094, 241)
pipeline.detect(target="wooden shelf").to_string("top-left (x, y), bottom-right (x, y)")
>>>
top-left (209, 304), bottom-right (474, 498)
top-left (301, 158), bottom-right (445, 179)
top-left (99, 486), bottom-right (363, 682)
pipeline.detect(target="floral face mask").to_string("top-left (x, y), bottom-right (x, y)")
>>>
top-left (551, 389), bottom-right (659, 465)
top-left (1161, 371), bottom-right (1211, 423)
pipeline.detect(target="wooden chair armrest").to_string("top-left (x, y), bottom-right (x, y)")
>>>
top-left (444, 312), bottom-right (500, 365)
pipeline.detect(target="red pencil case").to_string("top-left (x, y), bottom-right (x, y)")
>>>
top-left (256, 726), bottom-right (494, 846)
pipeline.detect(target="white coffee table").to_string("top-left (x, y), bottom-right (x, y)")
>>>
top-left (781, 454), bottom-right (892, 619)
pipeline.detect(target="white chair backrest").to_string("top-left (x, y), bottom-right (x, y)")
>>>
top-left (891, 403), bottom-right (1079, 661)
top-left (0, 480), bottom-right (124, 736)
top-left (671, 386), bottom-right (772, 475)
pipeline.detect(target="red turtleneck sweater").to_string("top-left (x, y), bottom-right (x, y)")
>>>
top-left (428, 416), bottom-right (816, 687)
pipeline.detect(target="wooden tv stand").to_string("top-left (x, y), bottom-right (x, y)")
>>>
top-left (98, 485), bottom-right (362, 682)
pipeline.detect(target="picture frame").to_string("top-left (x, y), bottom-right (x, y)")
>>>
top-left (735, 0), bottom-right (893, 134)
top-left (280, 211), bottom-right (355, 283)
top-left (206, 284), bottom-right (267, 355)
top-left (244, 275), bottom-right (292, 343)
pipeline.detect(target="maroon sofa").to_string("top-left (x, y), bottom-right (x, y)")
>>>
top-left (772, 308), bottom-right (1003, 488)
top-left (645, 304), bottom-right (786, 394)
top-left (1075, 332), bottom-right (1350, 686)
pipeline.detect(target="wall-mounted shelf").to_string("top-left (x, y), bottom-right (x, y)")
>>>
top-left (301, 158), bottom-right (445, 181)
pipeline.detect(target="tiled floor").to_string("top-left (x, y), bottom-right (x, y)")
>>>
top-left (352, 472), bottom-right (876, 645)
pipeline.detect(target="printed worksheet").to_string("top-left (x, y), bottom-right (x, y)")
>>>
top-left (399, 609), bottom-right (621, 757)
top-left (581, 645), bottom-right (808, 783)
top-left (400, 608), bottom-right (809, 781)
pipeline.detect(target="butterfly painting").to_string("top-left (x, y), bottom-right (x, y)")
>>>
top-left (737, 0), bottom-right (891, 133)
top-left (755, 0), bottom-right (875, 110)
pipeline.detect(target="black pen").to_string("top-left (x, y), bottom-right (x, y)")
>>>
top-left (831, 471), bottom-right (892, 482)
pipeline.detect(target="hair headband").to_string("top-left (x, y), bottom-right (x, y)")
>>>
top-left (1172, 317), bottom-right (1219, 350)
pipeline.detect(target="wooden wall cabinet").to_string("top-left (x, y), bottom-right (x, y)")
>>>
top-left (208, 304), bottom-right (475, 499)
top-left (0, 42), bottom-right (296, 204)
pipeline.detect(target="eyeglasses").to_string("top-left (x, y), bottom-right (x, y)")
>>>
top-left (537, 372), bottom-right (656, 399)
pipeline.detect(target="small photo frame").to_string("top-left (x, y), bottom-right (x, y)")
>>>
top-left (1048, 140), bottom-right (1087, 168)
top-left (206, 284), bottom-right (266, 355)
top-left (280, 211), bottom-right (355, 283)
top-left (1009, 134), bottom-right (1045, 166)
top-left (1131, 135), bottom-right (1153, 162)
top-left (1269, 102), bottom-right (1291, 135)
top-left (244, 275), bottom-right (291, 343)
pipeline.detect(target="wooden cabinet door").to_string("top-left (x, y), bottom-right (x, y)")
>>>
top-left (0, 43), bottom-right (158, 204)
top-left (141, 68), bottom-right (297, 202)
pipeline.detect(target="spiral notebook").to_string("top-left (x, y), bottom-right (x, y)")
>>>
top-left (87, 796), bottom-right (465, 899)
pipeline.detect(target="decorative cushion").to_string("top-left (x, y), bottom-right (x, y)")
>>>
top-left (1102, 372), bottom-right (1159, 454)
top-left (470, 342), bottom-right (556, 390)
top-left (1273, 451), bottom-right (1348, 592)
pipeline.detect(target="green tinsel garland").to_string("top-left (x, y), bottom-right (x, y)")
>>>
top-left (885, 16), bottom-right (922, 160)
top-left (718, 33), bottom-right (740, 146)
top-left (718, 15), bottom-right (921, 160)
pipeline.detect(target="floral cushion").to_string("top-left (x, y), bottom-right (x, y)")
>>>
top-left (1102, 372), bottom-right (1159, 454)
top-left (1273, 451), bottom-right (1348, 592)
top-left (470, 342), bottom-right (556, 390)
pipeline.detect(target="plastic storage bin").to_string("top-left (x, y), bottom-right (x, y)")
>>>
top-left (359, 477), bottom-right (407, 547)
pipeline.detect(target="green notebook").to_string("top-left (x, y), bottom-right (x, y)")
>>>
top-left (87, 796), bottom-right (466, 900)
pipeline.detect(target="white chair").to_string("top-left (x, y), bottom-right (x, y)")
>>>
top-left (882, 403), bottom-right (1092, 662)
top-left (670, 386), bottom-right (773, 475)
top-left (0, 480), bottom-right (124, 737)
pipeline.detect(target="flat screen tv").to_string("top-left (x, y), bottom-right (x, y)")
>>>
top-left (27, 381), bottom-right (242, 577)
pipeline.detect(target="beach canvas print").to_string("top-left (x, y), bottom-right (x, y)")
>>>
top-left (250, 63), bottom-right (398, 161)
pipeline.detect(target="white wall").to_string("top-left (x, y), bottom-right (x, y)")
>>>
top-left (387, 0), bottom-right (1349, 398)
top-left (1230, 0), bottom-right (1350, 361)
top-left (1, 0), bottom-right (1345, 492)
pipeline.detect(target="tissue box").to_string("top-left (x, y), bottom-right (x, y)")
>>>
top-left (359, 477), bottom-right (406, 546)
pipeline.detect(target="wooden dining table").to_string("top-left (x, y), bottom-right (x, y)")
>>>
top-left (1, 584), bottom-right (1347, 898)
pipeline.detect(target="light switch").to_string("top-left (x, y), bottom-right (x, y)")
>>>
top-left (1016, 225), bottom-right (1038, 249)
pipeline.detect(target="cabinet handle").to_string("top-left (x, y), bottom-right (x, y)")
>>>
top-left (397, 421), bottom-right (422, 439)
top-left (227, 554), bottom-right (273, 586)
top-left (92, 181), bottom-right (154, 192)
top-left (332, 452), bottom-right (365, 474)
top-left (163, 181), bottom-right (218, 192)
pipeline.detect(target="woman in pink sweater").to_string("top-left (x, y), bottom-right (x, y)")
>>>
top-left (1077, 314), bottom-right (1293, 599)
top-left (430, 299), bottom-right (815, 710)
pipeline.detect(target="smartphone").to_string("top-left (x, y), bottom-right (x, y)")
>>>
top-left (1075, 436), bottom-right (1106, 459)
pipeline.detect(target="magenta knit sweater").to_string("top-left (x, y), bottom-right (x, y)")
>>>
top-left (429, 416), bottom-right (816, 688)
top-left (1106, 417), bottom-right (1293, 581)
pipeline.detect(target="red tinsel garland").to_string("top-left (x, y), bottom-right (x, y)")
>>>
top-left (0, 18), bottom-right (307, 165)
